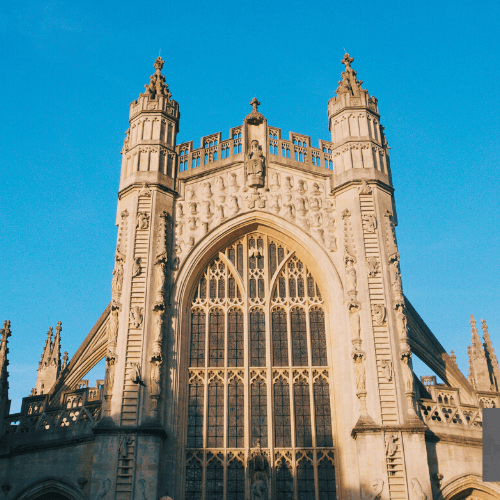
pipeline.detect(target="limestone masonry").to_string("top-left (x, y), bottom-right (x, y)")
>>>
top-left (0, 54), bottom-right (498, 500)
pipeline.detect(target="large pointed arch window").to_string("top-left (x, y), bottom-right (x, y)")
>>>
top-left (185, 233), bottom-right (337, 499)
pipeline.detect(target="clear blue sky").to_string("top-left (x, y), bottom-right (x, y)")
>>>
top-left (1, 0), bottom-right (499, 412)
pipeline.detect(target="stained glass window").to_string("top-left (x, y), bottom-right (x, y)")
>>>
top-left (185, 458), bottom-right (203, 500)
top-left (274, 378), bottom-right (291, 447)
top-left (206, 456), bottom-right (224, 500)
top-left (228, 309), bottom-right (244, 367)
top-left (187, 379), bottom-right (204, 448)
top-left (314, 377), bottom-right (333, 447)
top-left (209, 310), bottom-right (224, 367)
top-left (276, 457), bottom-right (294, 500)
top-left (291, 308), bottom-right (308, 366)
top-left (228, 378), bottom-right (244, 448)
top-left (250, 309), bottom-right (266, 366)
top-left (272, 308), bottom-right (288, 366)
top-left (311, 308), bottom-right (327, 366)
top-left (251, 377), bottom-right (267, 447)
top-left (190, 311), bottom-right (206, 367)
top-left (207, 379), bottom-right (224, 448)
top-left (294, 378), bottom-right (312, 447)
top-left (297, 458), bottom-right (315, 500)
top-left (318, 458), bottom-right (337, 500)
top-left (227, 460), bottom-right (245, 500)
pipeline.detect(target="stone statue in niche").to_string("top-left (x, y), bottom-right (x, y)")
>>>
top-left (108, 306), bottom-right (120, 343)
top-left (296, 197), bottom-right (307, 216)
top-left (104, 354), bottom-right (116, 395)
top-left (188, 201), bottom-right (197, 215)
top-left (352, 349), bottom-right (366, 391)
top-left (132, 257), bottom-right (141, 278)
top-left (228, 195), bottom-right (240, 215)
top-left (395, 304), bottom-right (408, 340)
top-left (177, 203), bottom-right (184, 218)
top-left (372, 304), bottom-right (386, 326)
top-left (216, 204), bottom-right (225, 220)
top-left (129, 362), bottom-right (142, 384)
top-left (247, 140), bottom-right (265, 188)
top-left (310, 213), bottom-right (322, 228)
top-left (309, 197), bottom-right (321, 211)
top-left (311, 182), bottom-right (321, 196)
top-left (119, 436), bottom-right (133, 458)
top-left (348, 301), bottom-right (361, 341)
top-left (297, 179), bottom-right (307, 195)
top-left (137, 212), bottom-right (150, 230)
top-left (216, 176), bottom-right (225, 192)
top-left (366, 257), bottom-right (380, 277)
top-left (284, 176), bottom-right (293, 192)
top-left (344, 254), bottom-right (357, 295)
top-left (129, 307), bottom-right (143, 329)
top-left (229, 172), bottom-right (239, 193)
top-left (188, 218), bottom-right (198, 231)
top-left (381, 359), bottom-right (393, 381)
top-left (150, 359), bottom-right (161, 396)
top-left (202, 200), bottom-right (213, 218)
top-left (251, 472), bottom-right (268, 500)
top-left (327, 236), bottom-right (337, 252)
top-left (111, 253), bottom-right (125, 294)
top-left (401, 350), bottom-right (414, 392)
top-left (385, 434), bottom-right (397, 456)
top-left (155, 252), bottom-right (168, 294)
top-left (362, 213), bottom-right (377, 233)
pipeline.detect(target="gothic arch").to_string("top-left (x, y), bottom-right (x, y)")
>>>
top-left (14, 478), bottom-right (87, 500)
top-left (170, 211), bottom-right (347, 500)
top-left (438, 474), bottom-right (500, 500)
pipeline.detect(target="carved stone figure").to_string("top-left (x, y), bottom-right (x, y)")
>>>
top-left (411, 478), bottom-right (427, 500)
top-left (344, 254), bottom-right (357, 294)
top-left (362, 213), bottom-right (377, 233)
top-left (349, 302), bottom-right (361, 341)
top-left (297, 179), bottom-right (307, 194)
top-left (359, 178), bottom-right (372, 194)
top-left (327, 236), bottom-right (337, 252)
top-left (129, 362), bottom-right (142, 384)
top-left (296, 197), bottom-right (307, 216)
top-left (111, 260), bottom-right (124, 294)
top-left (132, 257), bottom-right (141, 278)
top-left (385, 434), bottom-right (397, 456)
top-left (401, 351), bottom-right (414, 392)
top-left (137, 478), bottom-right (148, 500)
top-left (228, 195), bottom-right (240, 215)
top-left (247, 140), bottom-right (265, 188)
top-left (139, 182), bottom-right (151, 197)
top-left (104, 355), bottom-right (116, 396)
top-left (137, 212), bottom-right (150, 230)
top-left (311, 182), bottom-right (321, 195)
top-left (94, 479), bottom-right (112, 500)
top-left (364, 478), bottom-right (383, 500)
top-left (310, 213), bottom-right (322, 228)
top-left (309, 197), bottom-right (321, 211)
top-left (122, 129), bottom-right (130, 153)
top-left (229, 172), bottom-right (239, 192)
top-left (395, 305), bottom-right (408, 340)
top-left (352, 350), bottom-right (366, 391)
top-left (202, 200), bottom-right (213, 218)
top-left (119, 436), bottom-right (133, 458)
top-left (188, 218), bottom-right (198, 231)
top-left (108, 306), bottom-right (120, 343)
top-left (269, 194), bottom-right (280, 213)
top-left (372, 304), bottom-right (386, 326)
top-left (155, 252), bottom-right (168, 293)
top-left (177, 203), bottom-right (184, 218)
top-left (389, 256), bottom-right (403, 299)
top-left (150, 359), bottom-right (161, 396)
top-left (216, 176), bottom-right (225, 192)
top-left (366, 257), bottom-right (380, 277)
top-left (270, 172), bottom-right (280, 192)
top-left (130, 307), bottom-right (143, 329)
top-left (251, 473), bottom-right (268, 500)
top-left (216, 205), bottom-right (225, 220)
top-left (188, 201), bottom-right (197, 215)
top-left (202, 182), bottom-right (212, 198)
top-left (284, 176), bottom-right (293, 192)
top-left (381, 359), bottom-right (393, 381)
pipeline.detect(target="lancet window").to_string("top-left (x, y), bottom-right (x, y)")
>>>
top-left (185, 233), bottom-right (336, 499)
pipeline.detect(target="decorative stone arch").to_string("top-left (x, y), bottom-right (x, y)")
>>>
top-left (170, 210), bottom-right (348, 499)
top-left (14, 478), bottom-right (87, 500)
top-left (438, 474), bottom-right (500, 500)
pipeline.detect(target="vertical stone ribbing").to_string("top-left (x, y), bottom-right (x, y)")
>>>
top-left (359, 193), bottom-right (398, 426)
top-left (120, 194), bottom-right (152, 427)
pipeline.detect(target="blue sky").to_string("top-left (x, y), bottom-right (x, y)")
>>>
top-left (1, 0), bottom-right (499, 412)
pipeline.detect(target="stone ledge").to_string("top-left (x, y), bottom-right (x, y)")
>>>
top-left (92, 418), bottom-right (167, 440)
top-left (351, 420), bottom-right (428, 439)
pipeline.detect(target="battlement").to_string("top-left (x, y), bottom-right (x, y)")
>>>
top-left (177, 124), bottom-right (388, 179)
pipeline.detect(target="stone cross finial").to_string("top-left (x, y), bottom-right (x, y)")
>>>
top-left (341, 53), bottom-right (354, 69)
top-left (250, 97), bottom-right (261, 113)
top-left (481, 319), bottom-right (488, 334)
top-left (154, 56), bottom-right (165, 74)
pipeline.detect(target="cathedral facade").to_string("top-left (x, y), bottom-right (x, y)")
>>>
top-left (0, 55), bottom-right (498, 500)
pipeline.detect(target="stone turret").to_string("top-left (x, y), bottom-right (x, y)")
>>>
top-left (120, 56), bottom-right (180, 192)
top-left (482, 319), bottom-right (500, 391)
top-left (34, 321), bottom-right (62, 395)
top-left (0, 321), bottom-right (11, 436)
top-left (327, 53), bottom-right (391, 184)
top-left (467, 315), bottom-right (491, 391)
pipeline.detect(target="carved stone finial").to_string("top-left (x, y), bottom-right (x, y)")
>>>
top-left (341, 53), bottom-right (354, 69)
top-left (250, 97), bottom-right (261, 112)
top-left (245, 97), bottom-right (265, 124)
top-left (144, 57), bottom-right (170, 99)
top-left (336, 53), bottom-right (364, 97)
top-left (154, 56), bottom-right (165, 73)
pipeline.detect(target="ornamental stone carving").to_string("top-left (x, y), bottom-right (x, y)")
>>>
top-left (94, 479), bottom-right (112, 500)
top-left (366, 257), bottom-right (380, 277)
top-left (129, 362), bottom-right (142, 384)
top-left (137, 212), bottom-right (150, 230)
top-left (129, 307), bottom-right (143, 329)
top-left (363, 478), bottom-right (384, 500)
top-left (410, 479), bottom-right (427, 500)
top-left (352, 349), bottom-right (366, 392)
top-left (132, 257), bottom-right (141, 278)
top-left (385, 434), bottom-right (397, 456)
top-left (372, 304), bottom-right (386, 326)
top-left (247, 140), bottom-right (265, 188)
top-left (362, 213), bottom-right (377, 233)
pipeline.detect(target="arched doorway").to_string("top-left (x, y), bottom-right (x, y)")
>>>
top-left (182, 230), bottom-right (338, 499)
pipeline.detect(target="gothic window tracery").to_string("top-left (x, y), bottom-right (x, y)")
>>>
top-left (185, 233), bottom-right (336, 499)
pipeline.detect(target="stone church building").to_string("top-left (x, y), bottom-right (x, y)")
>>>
top-left (0, 55), bottom-right (498, 500)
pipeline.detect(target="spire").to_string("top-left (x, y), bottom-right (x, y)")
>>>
top-left (482, 319), bottom-right (500, 392)
top-left (0, 321), bottom-right (12, 435)
top-left (467, 314), bottom-right (491, 392)
top-left (143, 56), bottom-right (172, 100)
top-left (34, 322), bottom-right (63, 395)
top-left (336, 53), bottom-right (365, 97)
